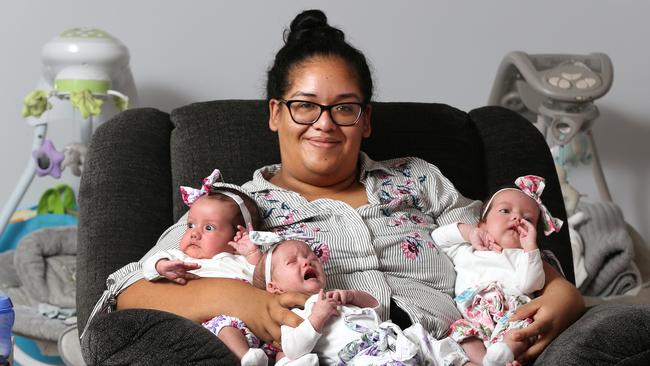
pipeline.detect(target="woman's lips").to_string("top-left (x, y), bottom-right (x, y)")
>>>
top-left (305, 136), bottom-right (340, 148)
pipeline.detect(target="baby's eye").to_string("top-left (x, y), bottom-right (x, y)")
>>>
top-left (523, 216), bottom-right (533, 223)
top-left (187, 223), bottom-right (195, 229)
top-left (498, 208), bottom-right (509, 214)
top-left (204, 224), bottom-right (216, 232)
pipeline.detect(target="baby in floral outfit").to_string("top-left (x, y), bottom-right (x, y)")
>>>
top-left (252, 237), bottom-right (469, 366)
top-left (431, 175), bottom-right (563, 366)
top-left (142, 169), bottom-right (270, 366)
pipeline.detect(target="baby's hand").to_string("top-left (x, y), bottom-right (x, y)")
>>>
top-left (326, 289), bottom-right (353, 305)
top-left (469, 226), bottom-right (502, 252)
top-left (308, 289), bottom-right (340, 332)
top-left (228, 225), bottom-right (260, 257)
top-left (155, 259), bottom-right (201, 285)
top-left (516, 219), bottom-right (538, 252)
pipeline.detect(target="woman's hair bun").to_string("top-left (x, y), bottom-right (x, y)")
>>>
top-left (285, 9), bottom-right (344, 44)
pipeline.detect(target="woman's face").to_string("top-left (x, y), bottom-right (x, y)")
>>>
top-left (268, 56), bottom-right (371, 185)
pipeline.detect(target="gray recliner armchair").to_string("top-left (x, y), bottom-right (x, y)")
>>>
top-left (77, 100), bottom-right (575, 364)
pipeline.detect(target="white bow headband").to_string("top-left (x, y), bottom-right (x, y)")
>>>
top-left (248, 231), bottom-right (313, 287)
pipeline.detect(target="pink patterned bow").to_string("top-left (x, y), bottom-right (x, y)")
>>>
top-left (515, 175), bottom-right (563, 235)
top-left (180, 169), bottom-right (221, 206)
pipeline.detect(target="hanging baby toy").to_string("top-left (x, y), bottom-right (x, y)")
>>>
top-left (0, 28), bottom-right (138, 237)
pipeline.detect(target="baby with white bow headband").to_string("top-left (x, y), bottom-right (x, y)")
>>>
top-left (249, 234), bottom-right (470, 366)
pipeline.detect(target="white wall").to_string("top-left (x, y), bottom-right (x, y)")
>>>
top-left (1, 1), bottom-right (648, 245)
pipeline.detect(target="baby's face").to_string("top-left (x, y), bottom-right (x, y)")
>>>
top-left (180, 197), bottom-right (237, 259)
top-left (480, 190), bottom-right (540, 249)
top-left (268, 240), bottom-right (326, 295)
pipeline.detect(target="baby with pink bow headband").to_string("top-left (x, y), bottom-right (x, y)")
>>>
top-left (142, 169), bottom-right (277, 366)
top-left (431, 175), bottom-right (564, 366)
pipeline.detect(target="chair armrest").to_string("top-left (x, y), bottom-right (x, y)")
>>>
top-left (77, 108), bottom-right (175, 331)
top-left (469, 106), bottom-right (574, 283)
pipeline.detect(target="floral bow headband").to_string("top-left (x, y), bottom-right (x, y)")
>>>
top-left (248, 231), bottom-right (313, 287)
top-left (180, 169), bottom-right (253, 229)
top-left (481, 175), bottom-right (563, 236)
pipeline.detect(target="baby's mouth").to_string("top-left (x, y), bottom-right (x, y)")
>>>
top-left (304, 268), bottom-right (317, 281)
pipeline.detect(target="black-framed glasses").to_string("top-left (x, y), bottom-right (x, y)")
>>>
top-left (279, 99), bottom-right (365, 126)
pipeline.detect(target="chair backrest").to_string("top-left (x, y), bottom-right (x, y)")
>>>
top-left (169, 100), bottom-right (486, 220)
top-left (78, 100), bottom-right (572, 333)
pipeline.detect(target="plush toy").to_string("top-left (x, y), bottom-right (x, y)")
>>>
top-left (32, 139), bottom-right (65, 179)
top-left (61, 143), bottom-right (88, 177)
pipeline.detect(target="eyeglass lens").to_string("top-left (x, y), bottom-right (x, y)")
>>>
top-left (288, 101), bottom-right (362, 125)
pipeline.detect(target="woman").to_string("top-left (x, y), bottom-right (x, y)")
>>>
top-left (88, 9), bottom-right (644, 365)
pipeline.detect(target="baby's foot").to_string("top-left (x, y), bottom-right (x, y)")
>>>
top-left (240, 348), bottom-right (268, 366)
top-left (483, 342), bottom-right (514, 366)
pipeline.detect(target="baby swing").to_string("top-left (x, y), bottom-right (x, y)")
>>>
top-left (0, 28), bottom-right (137, 366)
top-left (488, 51), bottom-right (648, 298)
top-left (0, 28), bottom-right (137, 238)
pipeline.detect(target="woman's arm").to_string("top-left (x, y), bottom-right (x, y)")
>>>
top-left (508, 261), bottom-right (585, 364)
top-left (117, 277), bottom-right (309, 344)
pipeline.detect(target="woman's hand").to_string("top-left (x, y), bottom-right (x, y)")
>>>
top-left (508, 262), bottom-right (585, 364)
top-left (117, 277), bottom-right (309, 345)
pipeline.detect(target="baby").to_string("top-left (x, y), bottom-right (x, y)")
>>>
top-left (141, 169), bottom-right (268, 366)
top-left (251, 235), bottom-right (469, 366)
top-left (431, 175), bottom-right (563, 366)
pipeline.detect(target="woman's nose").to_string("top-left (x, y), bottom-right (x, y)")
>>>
top-left (312, 110), bottom-right (336, 130)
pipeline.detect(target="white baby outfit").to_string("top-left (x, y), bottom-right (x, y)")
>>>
top-left (431, 224), bottom-right (545, 366)
top-left (281, 294), bottom-right (468, 366)
top-left (141, 249), bottom-right (254, 282)
top-left (431, 224), bottom-right (545, 297)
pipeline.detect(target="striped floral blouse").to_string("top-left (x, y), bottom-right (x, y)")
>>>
top-left (242, 152), bottom-right (481, 338)
top-left (84, 152), bottom-right (482, 339)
